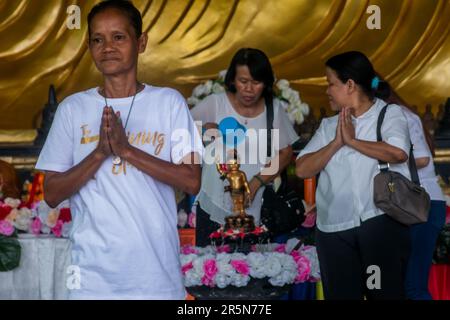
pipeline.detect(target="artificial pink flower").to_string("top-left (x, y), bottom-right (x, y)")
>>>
top-left (231, 260), bottom-right (250, 276)
top-left (294, 255), bottom-right (311, 283)
top-left (302, 212), bottom-right (316, 228)
top-left (181, 262), bottom-right (194, 275)
top-left (31, 217), bottom-right (42, 235)
top-left (0, 220), bottom-right (14, 236)
top-left (201, 275), bottom-right (215, 287)
top-left (274, 243), bottom-right (286, 253)
top-left (188, 212), bottom-right (196, 228)
top-left (181, 245), bottom-right (198, 255)
top-left (216, 244), bottom-right (231, 253)
top-left (290, 250), bottom-right (301, 262)
top-left (51, 220), bottom-right (64, 237)
top-left (202, 259), bottom-right (218, 286)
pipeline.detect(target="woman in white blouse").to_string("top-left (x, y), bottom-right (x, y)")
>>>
top-left (401, 107), bottom-right (446, 300)
top-left (296, 51), bottom-right (411, 299)
top-left (190, 48), bottom-right (299, 246)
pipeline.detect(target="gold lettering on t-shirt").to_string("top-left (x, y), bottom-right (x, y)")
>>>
top-left (155, 133), bottom-right (165, 156)
top-left (112, 161), bottom-right (127, 175)
top-left (126, 130), bottom-right (165, 156)
top-left (80, 125), bottom-right (99, 144)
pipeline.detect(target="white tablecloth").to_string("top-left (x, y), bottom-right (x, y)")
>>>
top-left (0, 234), bottom-right (71, 300)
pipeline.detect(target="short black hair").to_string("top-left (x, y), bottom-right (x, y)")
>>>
top-left (87, 0), bottom-right (142, 39)
top-left (325, 51), bottom-right (390, 100)
top-left (224, 48), bottom-right (275, 106)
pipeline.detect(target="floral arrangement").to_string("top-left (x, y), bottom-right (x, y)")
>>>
top-left (0, 198), bottom-right (72, 238)
top-left (180, 238), bottom-right (320, 289)
top-left (187, 70), bottom-right (310, 125)
top-left (0, 197), bottom-right (72, 272)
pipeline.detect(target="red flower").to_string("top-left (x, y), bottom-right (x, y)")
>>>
top-left (181, 262), bottom-right (194, 275)
top-left (18, 202), bottom-right (29, 209)
top-left (209, 231), bottom-right (222, 239)
top-left (59, 208), bottom-right (72, 223)
top-left (0, 205), bottom-right (12, 220)
top-left (251, 226), bottom-right (265, 235)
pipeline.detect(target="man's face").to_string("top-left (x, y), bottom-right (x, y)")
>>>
top-left (88, 8), bottom-right (146, 77)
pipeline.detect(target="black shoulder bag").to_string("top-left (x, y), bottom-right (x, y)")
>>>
top-left (260, 100), bottom-right (305, 237)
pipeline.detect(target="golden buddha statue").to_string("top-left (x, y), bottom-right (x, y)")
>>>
top-left (216, 159), bottom-right (255, 232)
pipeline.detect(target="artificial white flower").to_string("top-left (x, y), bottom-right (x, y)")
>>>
top-left (180, 253), bottom-right (197, 266)
top-left (13, 208), bottom-right (33, 231)
top-left (37, 201), bottom-right (59, 228)
top-left (4, 197), bottom-right (21, 209)
top-left (276, 79), bottom-right (290, 91)
top-left (187, 96), bottom-right (200, 106)
top-left (212, 82), bottom-right (225, 94)
top-left (300, 102), bottom-right (310, 116)
top-left (62, 221), bottom-right (72, 238)
top-left (215, 273), bottom-right (231, 288)
top-left (301, 246), bottom-right (321, 279)
top-left (185, 269), bottom-right (202, 287)
top-left (217, 259), bottom-right (236, 277)
top-left (177, 209), bottom-right (188, 227)
top-left (264, 254), bottom-right (283, 278)
top-left (231, 274), bottom-right (250, 287)
top-left (218, 70), bottom-right (227, 80)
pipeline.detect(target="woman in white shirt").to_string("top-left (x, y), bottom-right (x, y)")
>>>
top-left (36, 0), bottom-right (202, 299)
top-left (400, 107), bottom-right (446, 300)
top-left (296, 51), bottom-right (411, 299)
top-left (190, 48), bottom-right (299, 246)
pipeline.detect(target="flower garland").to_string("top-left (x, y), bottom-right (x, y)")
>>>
top-left (187, 70), bottom-right (310, 125)
top-left (180, 238), bottom-right (320, 289)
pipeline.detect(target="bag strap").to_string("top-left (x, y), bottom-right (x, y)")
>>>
top-left (376, 104), bottom-right (421, 185)
top-left (266, 98), bottom-right (274, 158)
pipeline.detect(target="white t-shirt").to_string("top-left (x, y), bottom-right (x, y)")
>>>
top-left (35, 84), bottom-right (203, 299)
top-left (297, 98), bottom-right (411, 233)
top-left (401, 107), bottom-right (445, 201)
top-left (190, 93), bottom-right (299, 225)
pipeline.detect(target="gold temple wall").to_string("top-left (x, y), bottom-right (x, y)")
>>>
top-left (0, 0), bottom-right (449, 130)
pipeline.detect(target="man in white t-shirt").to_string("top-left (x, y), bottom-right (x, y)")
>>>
top-left (35, 0), bottom-right (203, 299)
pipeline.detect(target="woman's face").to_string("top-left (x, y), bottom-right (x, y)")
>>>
top-left (88, 8), bottom-right (146, 77)
top-left (326, 67), bottom-right (349, 111)
top-left (233, 65), bottom-right (265, 107)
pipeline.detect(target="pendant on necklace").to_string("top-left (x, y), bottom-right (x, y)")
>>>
top-left (112, 156), bottom-right (122, 165)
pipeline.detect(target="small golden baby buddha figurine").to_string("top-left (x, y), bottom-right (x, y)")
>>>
top-left (216, 158), bottom-right (255, 232)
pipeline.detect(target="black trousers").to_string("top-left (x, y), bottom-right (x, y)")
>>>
top-left (195, 205), bottom-right (221, 247)
top-left (316, 214), bottom-right (410, 300)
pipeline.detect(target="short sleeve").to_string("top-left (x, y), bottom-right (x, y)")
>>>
top-left (35, 99), bottom-right (74, 172)
top-left (297, 119), bottom-right (328, 159)
top-left (407, 112), bottom-right (431, 158)
top-left (170, 91), bottom-right (204, 164)
top-left (189, 95), bottom-right (218, 124)
top-left (273, 102), bottom-right (299, 150)
top-left (382, 104), bottom-right (410, 155)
